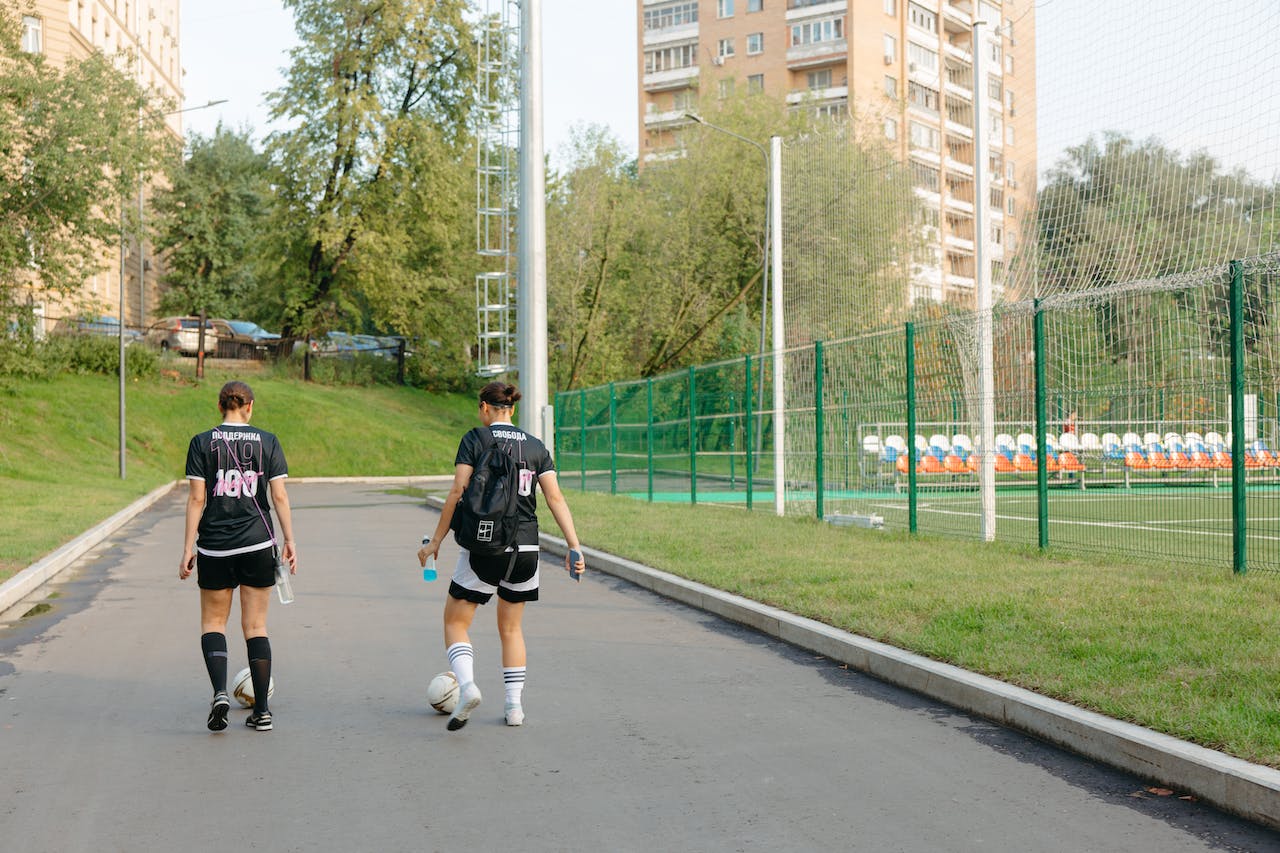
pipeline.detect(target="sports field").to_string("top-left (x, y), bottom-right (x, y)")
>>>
top-left (573, 468), bottom-right (1280, 573)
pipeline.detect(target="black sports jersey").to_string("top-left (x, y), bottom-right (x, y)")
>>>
top-left (455, 422), bottom-right (555, 547)
top-left (185, 424), bottom-right (289, 556)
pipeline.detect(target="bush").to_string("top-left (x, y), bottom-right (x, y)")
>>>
top-left (0, 335), bottom-right (158, 380)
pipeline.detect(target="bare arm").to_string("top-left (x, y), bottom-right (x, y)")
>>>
top-left (539, 472), bottom-right (585, 575)
top-left (418, 463), bottom-right (473, 566)
top-left (270, 478), bottom-right (297, 573)
top-left (179, 479), bottom-right (206, 580)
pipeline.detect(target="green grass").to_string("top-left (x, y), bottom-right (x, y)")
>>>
top-left (0, 367), bottom-right (475, 578)
top-left (538, 490), bottom-right (1280, 769)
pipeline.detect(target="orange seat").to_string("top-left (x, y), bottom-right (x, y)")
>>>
top-left (1125, 451), bottom-right (1150, 469)
top-left (1013, 453), bottom-right (1036, 472)
top-left (1212, 451), bottom-right (1232, 469)
top-left (967, 455), bottom-right (979, 472)
top-left (1188, 450), bottom-right (1213, 469)
top-left (1148, 451), bottom-right (1174, 469)
top-left (1169, 451), bottom-right (1193, 469)
top-left (921, 454), bottom-right (945, 474)
top-left (896, 455), bottom-right (909, 474)
top-left (944, 454), bottom-right (969, 474)
top-left (1059, 451), bottom-right (1086, 472)
top-left (994, 454), bottom-right (1015, 473)
top-left (1245, 452), bottom-right (1264, 469)
top-left (1045, 453), bottom-right (1060, 473)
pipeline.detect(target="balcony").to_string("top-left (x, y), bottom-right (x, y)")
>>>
top-left (643, 66), bottom-right (701, 93)
top-left (786, 85), bottom-right (849, 105)
top-left (786, 40), bottom-right (847, 68)
top-left (786, 0), bottom-right (847, 18)
top-left (643, 109), bottom-right (696, 131)
top-left (642, 22), bottom-right (698, 47)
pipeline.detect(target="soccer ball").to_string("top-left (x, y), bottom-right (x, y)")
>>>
top-left (231, 667), bottom-right (275, 709)
top-left (427, 671), bottom-right (459, 714)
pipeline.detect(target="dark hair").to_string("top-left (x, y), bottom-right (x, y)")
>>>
top-left (479, 381), bottom-right (520, 409)
top-left (219, 380), bottom-right (255, 413)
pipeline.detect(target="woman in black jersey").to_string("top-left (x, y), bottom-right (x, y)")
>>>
top-left (418, 381), bottom-right (585, 730)
top-left (179, 381), bottom-right (296, 733)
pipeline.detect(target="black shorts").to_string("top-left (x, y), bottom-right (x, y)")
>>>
top-left (198, 547), bottom-right (276, 590)
top-left (448, 548), bottom-right (540, 605)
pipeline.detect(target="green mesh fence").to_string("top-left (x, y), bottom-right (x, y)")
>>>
top-left (555, 253), bottom-right (1280, 574)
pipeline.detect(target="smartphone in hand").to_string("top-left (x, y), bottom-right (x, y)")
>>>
top-left (568, 548), bottom-right (583, 582)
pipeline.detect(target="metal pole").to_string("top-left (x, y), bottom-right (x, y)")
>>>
top-left (745, 353), bottom-right (754, 510)
top-left (771, 135), bottom-right (785, 516)
top-left (579, 388), bottom-right (587, 492)
top-left (972, 16), bottom-right (996, 541)
top-left (608, 382), bottom-right (617, 495)
top-left (815, 340), bottom-right (825, 521)
top-left (118, 204), bottom-right (127, 480)
top-left (689, 366), bottom-right (698, 505)
top-left (906, 322), bottom-right (917, 533)
top-left (517, 0), bottom-right (548, 438)
top-left (1034, 299), bottom-right (1048, 550)
top-left (1230, 259), bottom-right (1247, 574)
top-left (646, 378), bottom-right (654, 503)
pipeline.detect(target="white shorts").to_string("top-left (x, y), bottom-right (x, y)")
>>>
top-left (449, 545), bottom-right (540, 604)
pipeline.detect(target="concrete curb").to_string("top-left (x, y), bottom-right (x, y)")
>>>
top-left (0, 479), bottom-right (181, 617)
top-left (528, 533), bottom-right (1280, 831)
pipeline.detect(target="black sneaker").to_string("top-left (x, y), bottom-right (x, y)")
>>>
top-left (245, 710), bottom-right (273, 731)
top-left (207, 692), bottom-right (230, 732)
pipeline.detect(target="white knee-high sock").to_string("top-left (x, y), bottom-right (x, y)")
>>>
top-left (447, 642), bottom-right (475, 687)
top-left (503, 666), bottom-right (526, 705)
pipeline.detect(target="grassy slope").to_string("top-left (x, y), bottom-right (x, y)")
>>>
top-left (0, 369), bottom-right (474, 575)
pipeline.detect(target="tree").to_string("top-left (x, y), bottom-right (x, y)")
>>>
top-left (262, 0), bottom-right (477, 345)
top-left (0, 3), bottom-right (173, 314)
top-left (150, 125), bottom-right (272, 320)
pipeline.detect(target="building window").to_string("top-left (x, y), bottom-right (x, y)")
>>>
top-left (719, 78), bottom-right (735, 99)
top-left (814, 100), bottom-right (846, 120)
top-left (883, 34), bottom-right (897, 63)
top-left (908, 3), bottom-right (937, 34)
top-left (909, 120), bottom-right (940, 151)
top-left (1005, 89), bottom-right (1015, 114)
top-left (988, 75), bottom-right (1002, 100)
top-left (747, 32), bottom-right (764, 54)
top-left (643, 2), bottom-right (699, 31)
top-left (884, 75), bottom-right (898, 99)
top-left (1006, 125), bottom-right (1016, 146)
top-left (884, 0), bottom-right (896, 14)
top-left (21, 16), bottom-right (42, 53)
top-left (1007, 231), bottom-right (1017, 252)
top-left (907, 42), bottom-right (937, 73)
top-left (910, 160), bottom-right (940, 192)
top-left (748, 73), bottom-right (764, 93)
top-left (792, 17), bottom-right (844, 47)
top-left (1006, 159), bottom-right (1016, 184)
top-left (884, 117), bottom-right (898, 140)
top-left (1005, 55), bottom-right (1014, 75)
top-left (717, 0), bottom-right (734, 18)
top-left (907, 81), bottom-right (939, 115)
top-left (645, 43), bottom-right (699, 74)
top-left (1007, 197), bottom-right (1016, 217)
top-left (989, 42), bottom-right (1002, 64)
top-left (718, 38), bottom-right (735, 58)
top-left (747, 0), bottom-right (763, 11)
top-left (991, 224), bottom-right (1003, 245)
top-left (673, 90), bottom-right (695, 111)
top-left (807, 69), bottom-right (833, 90)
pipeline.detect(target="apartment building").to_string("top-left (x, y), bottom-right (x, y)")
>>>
top-left (14, 0), bottom-right (183, 333)
top-left (638, 0), bottom-right (1036, 308)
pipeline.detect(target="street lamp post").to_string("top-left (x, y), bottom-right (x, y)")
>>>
top-left (117, 98), bottom-right (227, 479)
top-left (683, 114), bottom-right (786, 514)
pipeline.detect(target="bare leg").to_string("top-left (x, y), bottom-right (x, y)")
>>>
top-left (496, 599), bottom-right (526, 668)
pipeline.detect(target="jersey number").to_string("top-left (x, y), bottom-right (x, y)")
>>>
top-left (214, 468), bottom-right (260, 498)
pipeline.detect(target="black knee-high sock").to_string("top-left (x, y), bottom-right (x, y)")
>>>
top-left (246, 636), bottom-right (272, 713)
top-left (201, 632), bottom-right (228, 694)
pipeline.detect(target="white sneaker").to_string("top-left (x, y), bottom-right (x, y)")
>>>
top-left (447, 682), bottom-right (482, 731)
top-left (505, 702), bottom-right (524, 726)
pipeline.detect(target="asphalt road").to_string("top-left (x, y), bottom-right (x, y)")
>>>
top-left (0, 483), bottom-right (1275, 852)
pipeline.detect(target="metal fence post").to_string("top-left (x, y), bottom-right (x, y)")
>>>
top-left (745, 353), bottom-right (754, 511)
top-left (906, 322), bottom-right (917, 534)
top-left (815, 339), bottom-right (825, 520)
top-left (1034, 299), bottom-right (1048, 550)
top-left (609, 382), bottom-right (618, 495)
top-left (646, 378), bottom-right (655, 503)
top-left (1230, 259), bottom-right (1247, 575)
top-left (688, 366), bottom-right (698, 505)
top-left (579, 388), bottom-right (587, 492)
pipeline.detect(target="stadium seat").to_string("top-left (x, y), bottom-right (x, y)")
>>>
top-left (882, 435), bottom-right (907, 464)
top-left (994, 453), bottom-right (1016, 473)
top-left (944, 453), bottom-right (969, 474)
top-left (1205, 431), bottom-right (1226, 452)
top-left (862, 435), bottom-right (883, 458)
top-left (951, 433), bottom-right (974, 461)
top-left (1125, 450), bottom-right (1151, 470)
top-left (1146, 437), bottom-right (1174, 469)
top-left (1016, 432), bottom-right (1036, 458)
top-left (967, 454), bottom-right (980, 472)
top-left (929, 433), bottom-right (950, 459)
top-left (1014, 452), bottom-right (1037, 472)
top-left (921, 454), bottom-right (945, 473)
top-left (1187, 441), bottom-right (1214, 469)
top-left (1100, 432), bottom-right (1123, 461)
top-left (1253, 440), bottom-right (1280, 467)
top-left (1058, 450), bottom-right (1086, 472)
top-left (1060, 432), bottom-right (1081, 452)
top-left (996, 433), bottom-right (1016, 461)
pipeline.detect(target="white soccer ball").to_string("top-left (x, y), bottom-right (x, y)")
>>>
top-left (231, 666), bottom-right (275, 709)
top-left (427, 670), bottom-right (459, 714)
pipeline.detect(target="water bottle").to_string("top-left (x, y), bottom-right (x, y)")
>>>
top-left (422, 536), bottom-right (437, 582)
top-left (275, 554), bottom-right (295, 604)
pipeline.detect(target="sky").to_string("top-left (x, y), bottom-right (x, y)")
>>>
top-left (179, 0), bottom-right (640, 167)
top-left (178, 1), bottom-right (1277, 184)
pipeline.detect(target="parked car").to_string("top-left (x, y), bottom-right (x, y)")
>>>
top-left (52, 315), bottom-right (143, 346)
top-left (144, 316), bottom-right (217, 355)
top-left (210, 318), bottom-right (282, 359)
